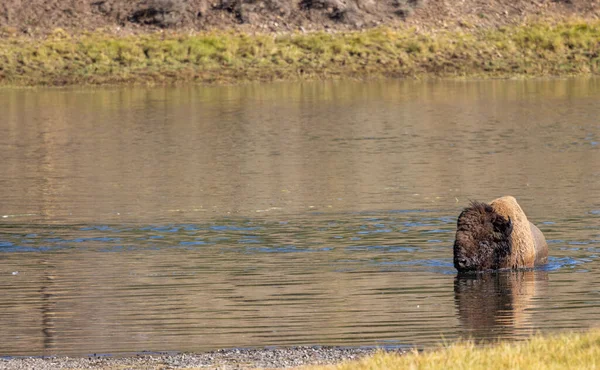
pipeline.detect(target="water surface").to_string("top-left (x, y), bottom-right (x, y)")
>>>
top-left (1, 78), bottom-right (599, 356)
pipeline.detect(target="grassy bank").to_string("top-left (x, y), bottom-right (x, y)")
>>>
top-left (305, 330), bottom-right (600, 370)
top-left (1, 20), bottom-right (600, 86)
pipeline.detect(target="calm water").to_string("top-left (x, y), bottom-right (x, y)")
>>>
top-left (0, 78), bottom-right (599, 357)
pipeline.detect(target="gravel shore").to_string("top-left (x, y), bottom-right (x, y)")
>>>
top-left (0, 347), bottom-right (408, 370)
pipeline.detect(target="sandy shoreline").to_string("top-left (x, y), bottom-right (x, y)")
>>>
top-left (0, 346), bottom-right (408, 370)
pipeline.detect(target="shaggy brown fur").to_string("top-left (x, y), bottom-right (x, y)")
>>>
top-left (454, 196), bottom-right (548, 272)
top-left (453, 201), bottom-right (514, 272)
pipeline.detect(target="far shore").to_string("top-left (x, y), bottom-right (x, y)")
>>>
top-left (1, 20), bottom-right (599, 87)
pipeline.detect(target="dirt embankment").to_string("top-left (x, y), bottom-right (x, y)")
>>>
top-left (0, 0), bottom-right (599, 36)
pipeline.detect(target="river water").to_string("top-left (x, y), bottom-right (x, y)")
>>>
top-left (0, 78), bottom-right (599, 357)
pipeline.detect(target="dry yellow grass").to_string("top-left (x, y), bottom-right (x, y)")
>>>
top-left (304, 330), bottom-right (600, 370)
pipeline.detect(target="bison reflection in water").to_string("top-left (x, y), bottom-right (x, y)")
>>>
top-left (454, 270), bottom-right (548, 341)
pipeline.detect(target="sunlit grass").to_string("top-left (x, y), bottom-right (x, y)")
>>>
top-left (303, 330), bottom-right (600, 370)
top-left (1, 19), bottom-right (600, 86)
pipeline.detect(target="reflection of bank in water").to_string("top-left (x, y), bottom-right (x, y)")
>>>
top-left (454, 270), bottom-right (548, 341)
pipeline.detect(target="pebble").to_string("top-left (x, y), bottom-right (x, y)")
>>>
top-left (0, 347), bottom-right (408, 369)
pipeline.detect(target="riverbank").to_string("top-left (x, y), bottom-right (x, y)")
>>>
top-left (1, 19), bottom-right (600, 86)
top-left (1, 331), bottom-right (598, 369)
top-left (0, 346), bottom-right (399, 370)
top-left (309, 330), bottom-right (600, 370)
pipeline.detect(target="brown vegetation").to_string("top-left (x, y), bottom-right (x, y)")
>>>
top-left (2, 20), bottom-right (600, 86)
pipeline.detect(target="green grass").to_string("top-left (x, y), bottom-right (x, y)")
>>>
top-left (1, 20), bottom-right (600, 86)
top-left (305, 330), bottom-right (600, 370)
